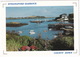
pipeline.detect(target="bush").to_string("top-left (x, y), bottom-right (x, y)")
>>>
top-left (50, 36), bottom-right (74, 50)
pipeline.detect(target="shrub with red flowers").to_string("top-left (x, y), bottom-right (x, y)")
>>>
top-left (20, 46), bottom-right (30, 51)
top-left (30, 45), bottom-right (38, 50)
top-left (20, 45), bottom-right (38, 51)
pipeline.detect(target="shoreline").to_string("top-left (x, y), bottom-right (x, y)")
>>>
top-left (6, 17), bottom-right (55, 20)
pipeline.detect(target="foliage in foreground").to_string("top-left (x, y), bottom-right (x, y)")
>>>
top-left (6, 33), bottom-right (74, 51)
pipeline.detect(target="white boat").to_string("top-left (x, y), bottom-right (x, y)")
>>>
top-left (29, 30), bottom-right (35, 34)
top-left (65, 26), bottom-right (73, 29)
top-left (54, 35), bottom-right (57, 38)
top-left (49, 28), bottom-right (52, 31)
top-left (18, 31), bottom-right (23, 34)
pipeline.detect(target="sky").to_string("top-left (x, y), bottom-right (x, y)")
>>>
top-left (6, 6), bottom-right (73, 17)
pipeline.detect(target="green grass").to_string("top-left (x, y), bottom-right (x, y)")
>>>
top-left (6, 38), bottom-right (22, 51)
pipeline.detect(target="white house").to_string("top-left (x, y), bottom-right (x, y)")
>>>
top-left (60, 14), bottom-right (68, 21)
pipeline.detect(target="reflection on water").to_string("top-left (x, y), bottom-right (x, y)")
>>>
top-left (6, 18), bottom-right (63, 40)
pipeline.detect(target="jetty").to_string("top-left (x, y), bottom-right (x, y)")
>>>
top-left (48, 23), bottom-right (73, 30)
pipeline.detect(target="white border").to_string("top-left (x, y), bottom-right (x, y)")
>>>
top-left (0, 1), bottom-right (79, 56)
top-left (78, 0), bottom-right (80, 55)
top-left (0, 0), bottom-right (79, 2)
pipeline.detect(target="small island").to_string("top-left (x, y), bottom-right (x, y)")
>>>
top-left (30, 20), bottom-right (44, 23)
top-left (6, 22), bottom-right (28, 27)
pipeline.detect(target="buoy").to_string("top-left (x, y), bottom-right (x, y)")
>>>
top-left (43, 30), bottom-right (47, 32)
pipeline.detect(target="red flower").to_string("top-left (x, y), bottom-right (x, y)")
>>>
top-left (21, 46), bottom-right (30, 51)
top-left (30, 45), bottom-right (38, 50)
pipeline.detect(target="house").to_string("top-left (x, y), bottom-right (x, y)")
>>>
top-left (60, 14), bottom-right (68, 21)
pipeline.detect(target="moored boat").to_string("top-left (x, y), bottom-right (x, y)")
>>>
top-left (29, 30), bottom-right (35, 34)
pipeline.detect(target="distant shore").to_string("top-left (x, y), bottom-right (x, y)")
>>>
top-left (6, 16), bottom-right (55, 19)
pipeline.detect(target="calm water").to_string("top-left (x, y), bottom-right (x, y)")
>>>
top-left (6, 18), bottom-right (63, 40)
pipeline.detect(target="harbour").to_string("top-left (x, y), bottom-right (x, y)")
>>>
top-left (6, 18), bottom-right (63, 40)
